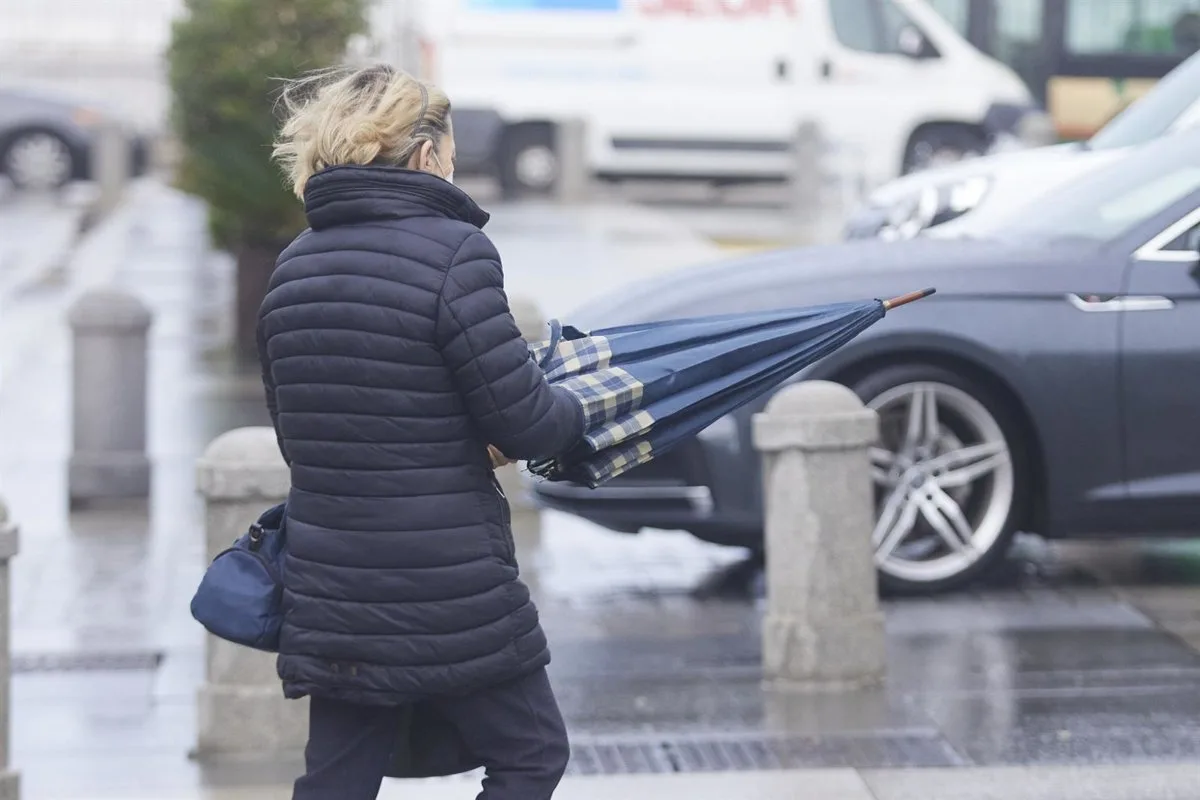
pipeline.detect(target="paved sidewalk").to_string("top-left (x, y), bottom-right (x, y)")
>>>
top-left (0, 191), bottom-right (82, 295)
top-left (458, 177), bottom-right (848, 250)
top-left (10, 181), bottom-right (1200, 800)
top-left (0, 181), bottom-right (738, 800)
top-left (0, 189), bottom-right (86, 390)
top-left (0, 181), bottom-right (206, 392)
top-left (52, 764), bottom-right (1200, 800)
top-left (385, 764), bottom-right (1200, 800)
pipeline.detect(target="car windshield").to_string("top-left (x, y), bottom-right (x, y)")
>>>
top-left (1089, 50), bottom-right (1200, 149)
top-left (931, 131), bottom-right (1200, 244)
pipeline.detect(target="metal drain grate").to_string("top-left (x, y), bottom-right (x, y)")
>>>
top-left (13, 650), bottom-right (164, 674)
top-left (567, 731), bottom-right (963, 775)
top-left (568, 741), bottom-right (677, 775)
top-left (664, 737), bottom-right (781, 772)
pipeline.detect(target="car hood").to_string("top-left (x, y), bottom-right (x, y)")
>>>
top-left (866, 143), bottom-right (1083, 208)
top-left (566, 237), bottom-right (1071, 331)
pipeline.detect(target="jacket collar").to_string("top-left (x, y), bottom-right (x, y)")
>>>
top-left (303, 165), bottom-right (490, 231)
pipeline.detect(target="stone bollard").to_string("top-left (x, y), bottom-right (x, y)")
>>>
top-left (0, 499), bottom-right (19, 799)
top-left (91, 119), bottom-right (130, 219)
top-left (789, 121), bottom-right (826, 245)
top-left (194, 428), bottom-right (305, 758)
top-left (68, 289), bottom-right (153, 508)
top-left (752, 381), bottom-right (885, 691)
top-left (554, 118), bottom-right (589, 205)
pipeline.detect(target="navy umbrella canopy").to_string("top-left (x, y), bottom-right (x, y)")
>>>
top-left (527, 289), bottom-right (935, 488)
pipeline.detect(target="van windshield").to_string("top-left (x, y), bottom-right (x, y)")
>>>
top-left (1088, 49), bottom-right (1200, 149)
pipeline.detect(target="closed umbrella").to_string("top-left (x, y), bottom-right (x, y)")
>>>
top-left (528, 289), bottom-right (934, 488)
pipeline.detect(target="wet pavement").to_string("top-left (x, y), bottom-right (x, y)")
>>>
top-left (4, 182), bottom-right (1200, 799)
top-left (460, 175), bottom-right (848, 250)
top-left (0, 184), bottom-right (90, 392)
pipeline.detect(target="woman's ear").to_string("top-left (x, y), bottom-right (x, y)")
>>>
top-left (406, 140), bottom-right (434, 171)
top-left (418, 140), bottom-right (435, 173)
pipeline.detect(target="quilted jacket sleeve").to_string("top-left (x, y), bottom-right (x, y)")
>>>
top-left (256, 321), bottom-right (291, 467)
top-left (436, 232), bottom-right (585, 461)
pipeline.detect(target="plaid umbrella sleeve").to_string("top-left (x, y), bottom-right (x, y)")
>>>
top-left (529, 332), bottom-right (615, 383)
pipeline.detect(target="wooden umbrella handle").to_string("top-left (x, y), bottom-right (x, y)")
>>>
top-left (882, 288), bottom-right (936, 311)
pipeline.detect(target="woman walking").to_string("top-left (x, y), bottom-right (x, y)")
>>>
top-left (262, 64), bottom-right (584, 799)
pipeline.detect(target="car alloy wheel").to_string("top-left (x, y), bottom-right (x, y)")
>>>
top-left (4, 131), bottom-right (74, 191)
top-left (863, 377), bottom-right (1017, 591)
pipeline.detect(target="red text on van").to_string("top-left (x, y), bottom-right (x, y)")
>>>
top-left (638, 0), bottom-right (799, 17)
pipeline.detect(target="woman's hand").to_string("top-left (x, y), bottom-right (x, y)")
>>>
top-left (488, 445), bottom-right (516, 469)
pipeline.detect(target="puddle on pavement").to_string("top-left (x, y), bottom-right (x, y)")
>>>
top-left (526, 511), bottom-right (748, 603)
top-left (527, 515), bottom-right (1200, 607)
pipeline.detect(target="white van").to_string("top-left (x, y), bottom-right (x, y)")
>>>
top-left (383, 0), bottom-right (1043, 196)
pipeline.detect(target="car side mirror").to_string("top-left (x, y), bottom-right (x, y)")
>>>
top-left (897, 25), bottom-right (937, 59)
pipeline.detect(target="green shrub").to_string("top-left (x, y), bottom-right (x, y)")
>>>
top-left (167, 0), bottom-right (369, 250)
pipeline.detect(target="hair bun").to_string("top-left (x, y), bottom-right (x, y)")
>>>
top-left (346, 119), bottom-right (382, 147)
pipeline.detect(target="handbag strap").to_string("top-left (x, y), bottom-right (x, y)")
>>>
top-left (537, 319), bottom-right (564, 370)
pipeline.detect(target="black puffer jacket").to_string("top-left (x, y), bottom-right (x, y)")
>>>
top-left (257, 166), bottom-right (584, 706)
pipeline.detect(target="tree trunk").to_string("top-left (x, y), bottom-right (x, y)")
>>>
top-left (234, 244), bottom-right (284, 362)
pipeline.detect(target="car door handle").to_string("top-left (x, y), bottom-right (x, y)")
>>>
top-left (1067, 293), bottom-right (1175, 312)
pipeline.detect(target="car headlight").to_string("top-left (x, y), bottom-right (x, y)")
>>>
top-left (879, 175), bottom-right (992, 241)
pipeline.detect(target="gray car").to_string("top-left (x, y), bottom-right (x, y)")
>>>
top-left (534, 128), bottom-right (1200, 595)
top-left (0, 87), bottom-right (148, 191)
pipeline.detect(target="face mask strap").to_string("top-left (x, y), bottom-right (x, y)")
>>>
top-left (428, 149), bottom-right (453, 183)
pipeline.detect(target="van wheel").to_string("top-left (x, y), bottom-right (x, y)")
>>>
top-left (498, 124), bottom-right (558, 199)
top-left (902, 125), bottom-right (986, 175)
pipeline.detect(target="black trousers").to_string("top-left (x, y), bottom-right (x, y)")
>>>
top-left (292, 668), bottom-right (569, 800)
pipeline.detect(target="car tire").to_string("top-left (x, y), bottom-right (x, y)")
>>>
top-left (850, 364), bottom-right (1030, 595)
top-left (498, 124), bottom-right (558, 199)
top-left (2, 130), bottom-right (76, 191)
top-left (902, 125), bottom-right (986, 175)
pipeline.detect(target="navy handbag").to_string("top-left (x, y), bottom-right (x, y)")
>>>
top-left (190, 503), bottom-right (287, 652)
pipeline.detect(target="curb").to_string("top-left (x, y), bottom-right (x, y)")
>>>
top-left (52, 764), bottom-right (1200, 800)
top-left (859, 763), bottom-right (1200, 800)
top-left (393, 763), bottom-right (1200, 800)
top-left (381, 764), bottom-right (1200, 800)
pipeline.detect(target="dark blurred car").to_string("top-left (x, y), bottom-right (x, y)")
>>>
top-left (0, 88), bottom-right (149, 191)
top-left (534, 128), bottom-right (1200, 596)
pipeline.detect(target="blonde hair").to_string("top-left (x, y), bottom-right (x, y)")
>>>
top-left (273, 64), bottom-right (452, 198)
